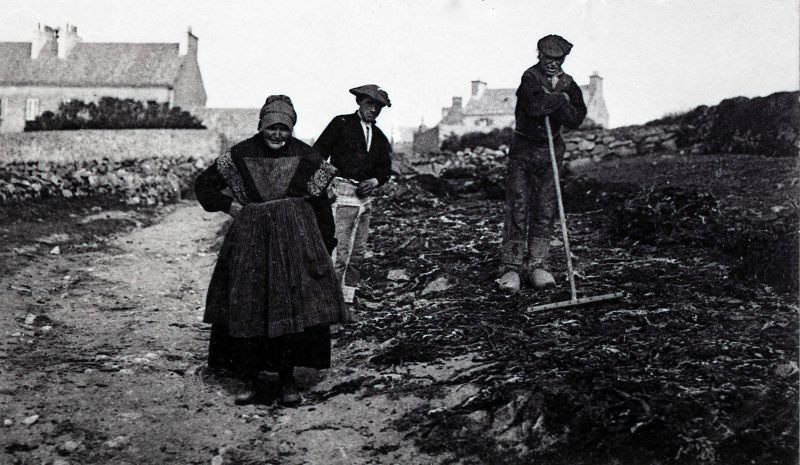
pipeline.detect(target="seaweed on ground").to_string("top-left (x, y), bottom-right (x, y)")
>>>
top-left (339, 162), bottom-right (798, 465)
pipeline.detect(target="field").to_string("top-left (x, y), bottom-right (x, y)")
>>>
top-left (0, 152), bottom-right (796, 465)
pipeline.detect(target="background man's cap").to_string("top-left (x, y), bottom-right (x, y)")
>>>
top-left (537, 34), bottom-right (573, 58)
top-left (258, 94), bottom-right (297, 130)
top-left (349, 84), bottom-right (391, 107)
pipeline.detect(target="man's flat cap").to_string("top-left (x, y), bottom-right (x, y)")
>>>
top-left (349, 84), bottom-right (391, 107)
top-left (537, 34), bottom-right (573, 58)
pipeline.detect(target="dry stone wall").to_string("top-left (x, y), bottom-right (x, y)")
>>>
top-left (0, 156), bottom-right (211, 205)
top-left (563, 124), bottom-right (682, 168)
top-left (403, 124), bottom-right (685, 199)
top-left (0, 129), bottom-right (223, 204)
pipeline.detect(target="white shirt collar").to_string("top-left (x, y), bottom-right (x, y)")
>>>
top-left (360, 120), bottom-right (372, 151)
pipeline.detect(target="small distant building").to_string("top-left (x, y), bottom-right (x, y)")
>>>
top-left (387, 125), bottom-right (416, 154)
top-left (414, 74), bottom-right (609, 154)
top-left (0, 24), bottom-right (207, 133)
top-left (412, 121), bottom-right (441, 156)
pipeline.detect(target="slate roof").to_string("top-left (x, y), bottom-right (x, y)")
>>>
top-left (463, 88), bottom-right (516, 115)
top-left (0, 41), bottom-right (185, 87)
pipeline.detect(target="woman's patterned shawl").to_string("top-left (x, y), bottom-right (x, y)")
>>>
top-left (216, 135), bottom-right (336, 205)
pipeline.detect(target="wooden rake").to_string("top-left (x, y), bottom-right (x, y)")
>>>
top-left (528, 116), bottom-right (624, 312)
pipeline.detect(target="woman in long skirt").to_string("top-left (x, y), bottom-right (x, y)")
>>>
top-left (195, 95), bottom-right (347, 406)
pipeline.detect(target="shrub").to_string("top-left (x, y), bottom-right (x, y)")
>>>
top-left (25, 97), bottom-right (205, 131)
top-left (440, 127), bottom-right (513, 152)
top-left (645, 109), bottom-right (696, 127)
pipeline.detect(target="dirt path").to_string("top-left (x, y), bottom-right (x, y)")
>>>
top-left (0, 201), bottom-right (473, 465)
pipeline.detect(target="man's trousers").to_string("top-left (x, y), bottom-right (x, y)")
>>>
top-left (501, 133), bottom-right (565, 270)
top-left (331, 178), bottom-right (372, 302)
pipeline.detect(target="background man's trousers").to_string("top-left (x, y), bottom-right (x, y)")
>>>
top-left (501, 133), bottom-right (565, 271)
top-left (331, 178), bottom-right (372, 301)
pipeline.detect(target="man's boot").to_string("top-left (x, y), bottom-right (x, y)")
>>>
top-left (526, 238), bottom-right (555, 289)
top-left (497, 270), bottom-right (521, 293)
top-left (528, 267), bottom-right (556, 289)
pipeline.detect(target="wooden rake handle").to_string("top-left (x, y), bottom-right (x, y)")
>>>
top-left (544, 116), bottom-right (578, 302)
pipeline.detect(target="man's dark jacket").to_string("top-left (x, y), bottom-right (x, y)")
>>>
top-left (514, 63), bottom-right (587, 143)
top-left (313, 112), bottom-right (392, 185)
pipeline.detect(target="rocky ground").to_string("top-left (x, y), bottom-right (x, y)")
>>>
top-left (0, 152), bottom-right (797, 465)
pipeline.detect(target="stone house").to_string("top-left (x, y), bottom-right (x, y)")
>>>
top-left (0, 24), bottom-right (206, 133)
top-left (414, 74), bottom-right (609, 153)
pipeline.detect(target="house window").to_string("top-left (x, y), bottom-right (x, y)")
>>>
top-left (475, 117), bottom-right (493, 127)
top-left (25, 98), bottom-right (40, 121)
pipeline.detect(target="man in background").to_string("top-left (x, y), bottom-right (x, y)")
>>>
top-left (314, 84), bottom-right (392, 302)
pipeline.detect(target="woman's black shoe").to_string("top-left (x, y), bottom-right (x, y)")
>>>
top-left (234, 381), bottom-right (258, 405)
top-left (234, 388), bottom-right (257, 405)
top-left (280, 382), bottom-right (301, 407)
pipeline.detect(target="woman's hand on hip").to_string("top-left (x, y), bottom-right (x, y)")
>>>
top-left (227, 201), bottom-right (243, 218)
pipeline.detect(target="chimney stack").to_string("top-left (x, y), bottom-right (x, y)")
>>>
top-left (57, 24), bottom-right (81, 59)
top-left (182, 27), bottom-right (198, 56)
top-left (471, 80), bottom-right (487, 98)
top-left (31, 24), bottom-right (58, 59)
top-left (589, 72), bottom-right (603, 97)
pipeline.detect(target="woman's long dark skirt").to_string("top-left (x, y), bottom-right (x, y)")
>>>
top-left (208, 323), bottom-right (332, 379)
top-left (202, 197), bottom-right (346, 380)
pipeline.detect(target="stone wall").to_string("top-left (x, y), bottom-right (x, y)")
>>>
top-left (0, 129), bottom-right (224, 165)
top-left (414, 123), bottom-right (684, 164)
top-left (0, 129), bottom-right (224, 205)
top-left (0, 155), bottom-right (210, 205)
top-left (647, 91), bottom-right (799, 157)
top-left (563, 124), bottom-right (682, 168)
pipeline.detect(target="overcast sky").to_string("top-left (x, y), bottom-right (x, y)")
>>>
top-left (2, 0), bottom-right (798, 139)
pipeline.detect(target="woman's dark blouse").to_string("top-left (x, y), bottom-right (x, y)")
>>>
top-left (195, 135), bottom-right (337, 252)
